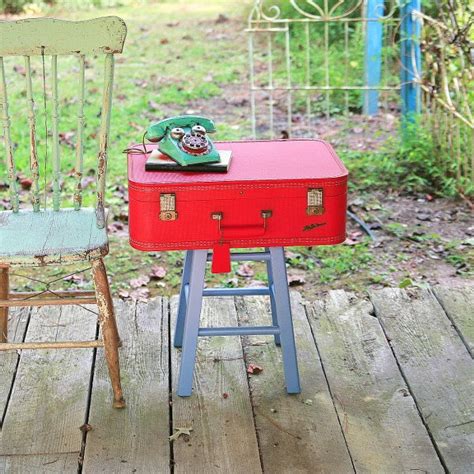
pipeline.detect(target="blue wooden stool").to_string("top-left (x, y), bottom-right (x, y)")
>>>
top-left (174, 247), bottom-right (301, 397)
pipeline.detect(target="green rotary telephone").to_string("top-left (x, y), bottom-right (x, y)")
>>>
top-left (146, 115), bottom-right (221, 167)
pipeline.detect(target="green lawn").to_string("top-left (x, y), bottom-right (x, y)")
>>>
top-left (1, 1), bottom-right (471, 299)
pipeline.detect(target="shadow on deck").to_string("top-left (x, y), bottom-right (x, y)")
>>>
top-left (0, 285), bottom-right (473, 473)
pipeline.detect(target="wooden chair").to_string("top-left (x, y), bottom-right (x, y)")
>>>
top-left (0, 17), bottom-right (127, 408)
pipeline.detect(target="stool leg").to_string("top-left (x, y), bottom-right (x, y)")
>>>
top-left (269, 247), bottom-right (301, 394)
top-left (177, 249), bottom-right (207, 397)
top-left (174, 250), bottom-right (194, 348)
top-left (265, 248), bottom-right (281, 346)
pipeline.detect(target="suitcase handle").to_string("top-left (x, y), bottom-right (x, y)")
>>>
top-left (211, 210), bottom-right (272, 239)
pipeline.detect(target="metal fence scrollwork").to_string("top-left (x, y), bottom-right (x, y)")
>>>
top-left (246, 0), bottom-right (403, 138)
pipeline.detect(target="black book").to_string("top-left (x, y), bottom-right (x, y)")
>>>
top-left (145, 150), bottom-right (232, 173)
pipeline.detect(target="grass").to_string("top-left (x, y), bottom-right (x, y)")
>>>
top-left (2, 0), bottom-right (248, 197)
top-left (1, 0), bottom-right (470, 299)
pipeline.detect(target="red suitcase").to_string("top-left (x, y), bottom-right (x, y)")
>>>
top-left (128, 139), bottom-right (348, 272)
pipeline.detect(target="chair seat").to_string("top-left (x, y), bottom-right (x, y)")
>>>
top-left (0, 208), bottom-right (108, 266)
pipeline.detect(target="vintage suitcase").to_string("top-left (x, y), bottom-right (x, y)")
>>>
top-left (128, 139), bottom-right (348, 272)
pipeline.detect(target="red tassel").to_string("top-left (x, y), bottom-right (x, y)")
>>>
top-left (211, 243), bottom-right (231, 273)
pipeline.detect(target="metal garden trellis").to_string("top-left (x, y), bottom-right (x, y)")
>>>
top-left (246, 0), bottom-right (422, 138)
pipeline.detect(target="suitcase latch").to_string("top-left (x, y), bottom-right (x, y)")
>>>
top-left (159, 193), bottom-right (178, 221)
top-left (307, 188), bottom-right (324, 216)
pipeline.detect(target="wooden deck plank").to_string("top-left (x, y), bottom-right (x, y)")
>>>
top-left (370, 288), bottom-right (474, 473)
top-left (0, 307), bottom-right (30, 425)
top-left (0, 453), bottom-right (78, 473)
top-left (0, 305), bottom-right (96, 462)
top-left (307, 290), bottom-right (444, 473)
top-left (432, 284), bottom-right (474, 357)
top-left (82, 298), bottom-right (170, 473)
top-left (170, 296), bottom-right (262, 474)
top-left (236, 292), bottom-right (354, 474)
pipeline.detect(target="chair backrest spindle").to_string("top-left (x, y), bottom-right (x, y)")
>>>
top-left (96, 53), bottom-right (115, 229)
top-left (50, 55), bottom-right (61, 211)
top-left (0, 57), bottom-right (19, 213)
top-left (74, 54), bottom-right (86, 211)
top-left (0, 17), bottom-right (127, 222)
top-left (24, 55), bottom-right (41, 212)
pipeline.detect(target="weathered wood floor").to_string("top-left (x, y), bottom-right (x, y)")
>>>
top-left (0, 285), bottom-right (473, 473)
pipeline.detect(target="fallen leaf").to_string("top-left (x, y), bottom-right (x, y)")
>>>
top-left (399, 278), bottom-right (413, 289)
top-left (59, 131), bottom-right (75, 148)
top-left (236, 263), bottom-right (254, 278)
top-left (160, 38), bottom-right (170, 45)
top-left (247, 364), bottom-right (263, 375)
top-left (150, 265), bottom-right (167, 279)
top-left (134, 79), bottom-right (148, 89)
top-left (169, 427), bottom-right (193, 442)
top-left (63, 274), bottom-right (85, 285)
top-left (80, 176), bottom-right (95, 189)
top-left (118, 289), bottom-right (130, 299)
top-left (19, 178), bottom-right (33, 190)
top-left (288, 272), bottom-right (306, 286)
top-left (215, 13), bottom-right (229, 23)
top-left (416, 213), bottom-right (431, 222)
top-left (148, 100), bottom-right (161, 111)
top-left (226, 278), bottom-right (238, 287)
top-left (130, 288), bottom-right (150, 302)
top-left (108, 221), bottom-right (128, 237)
top-left (130, 275), bottom-right (150, 288)
top-left (246, 280), bottom-right (266, 288)
top-left (13, 64), bottom-right (26, 76)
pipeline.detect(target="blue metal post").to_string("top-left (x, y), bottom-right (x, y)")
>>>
top-left (177, 249), bottom-right (207, 396)
top-left (269, 247), bottom-right (301, 394)
top-left (266, 248), bottom-right (281, 346)
top-left (400, 0), bottom-right (421, 119)
top-left (364, 0), bottom-right (383, 115)
top-left (174, 250), bottom-right (194, 348)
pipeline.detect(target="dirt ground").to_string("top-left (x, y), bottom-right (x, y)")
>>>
top-left (1, 5), bottom-right (472, 300)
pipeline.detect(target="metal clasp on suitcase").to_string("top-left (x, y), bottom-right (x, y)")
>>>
top-left (159, 193), bottom-right (178, 221)
top-left (307, 188), bottom-right (324, 216)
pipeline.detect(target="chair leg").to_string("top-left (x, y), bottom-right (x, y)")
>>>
top-left (265, 248), bottom-right (281, 346)
top-left (92, 258), bottom-right (125, 409)
top-left (177, 249), bottom-right (207, 397)
top-left (269, 247), bottom-right (301, 394)
top-left (0, 265), bottom-right (9, 343)
top-left (174, 250), bottom-right (194, 348)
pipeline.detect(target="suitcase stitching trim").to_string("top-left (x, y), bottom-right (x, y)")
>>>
top-left (129, 235), bottom-right (346, 249)
top-left (128, 180), bottom-right (347, 193)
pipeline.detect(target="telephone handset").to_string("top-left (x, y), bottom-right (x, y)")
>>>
top-left (146, 115), bottom-right (221, 167)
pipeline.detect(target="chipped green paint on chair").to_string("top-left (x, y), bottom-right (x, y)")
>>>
top-left (0, 17), bottom-right (127, 408)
